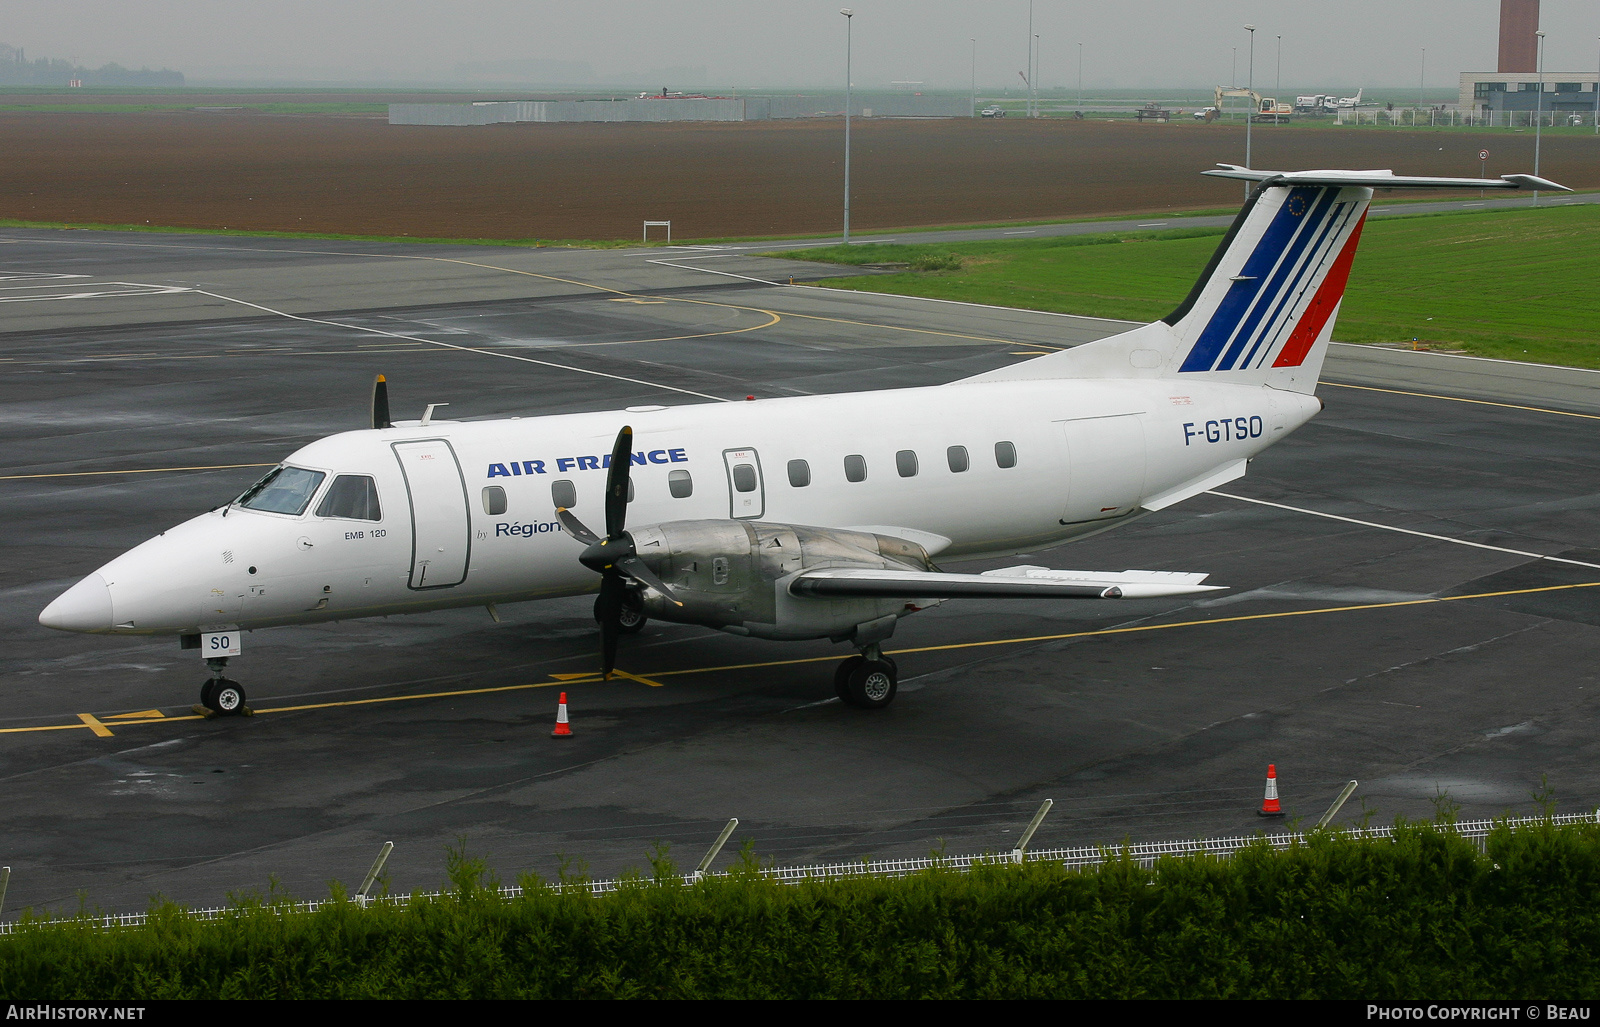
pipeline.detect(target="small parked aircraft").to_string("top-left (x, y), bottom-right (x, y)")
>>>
top-left (40, 165), bottom-right (1568, 713)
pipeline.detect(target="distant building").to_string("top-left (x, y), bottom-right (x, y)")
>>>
top-left (1458, 0), bottom-right (1596, 117)
top-left (1459, 73), bottom-right (1599, 114)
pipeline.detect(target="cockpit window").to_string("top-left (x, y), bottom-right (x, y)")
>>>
top-left (316, 475), bottom-right (382, 521)
top-left (237, 466), bottom-right (327, 516)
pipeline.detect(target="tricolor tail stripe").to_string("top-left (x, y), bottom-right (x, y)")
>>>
top-left (1272, 210), bottom-right (1367, 368)
top-left (1177, 185), bottom-right (1366, 374)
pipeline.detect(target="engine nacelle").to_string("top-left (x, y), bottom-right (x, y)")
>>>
top-left (627, 520), bottom-right (935, 642)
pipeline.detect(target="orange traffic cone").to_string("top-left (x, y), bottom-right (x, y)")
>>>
top-left (1257, 763), bottom-right (1284, 817)
top-left (551, 692), bottom-right (573, 738)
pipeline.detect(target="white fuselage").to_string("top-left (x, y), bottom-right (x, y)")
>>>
top-left (72, 376), bottom-right (1319, 637)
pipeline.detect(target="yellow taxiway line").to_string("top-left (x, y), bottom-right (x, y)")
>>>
top-left (1322, 381), bottom-right (1600, 422)
top-left (7, 579), bottom-right (1595, 740)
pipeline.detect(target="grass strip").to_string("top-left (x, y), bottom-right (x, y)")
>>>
top-left (770, 204), bottom-right (1600, 369)
top-left (3, 817), bottom-right (1599, 999)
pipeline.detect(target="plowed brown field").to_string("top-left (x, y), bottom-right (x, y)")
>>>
top-left (2, 113), bottom-right (1594, 240)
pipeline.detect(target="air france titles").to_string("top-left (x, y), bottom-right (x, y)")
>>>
top-left (486, 448), bottom-right (688, 478)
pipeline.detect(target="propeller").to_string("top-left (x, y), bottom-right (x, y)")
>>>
top-left (371, 374), bottom-right (391, 429)
top-left (557, 425), bottom-right (681, 678)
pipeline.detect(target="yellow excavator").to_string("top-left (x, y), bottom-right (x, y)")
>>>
top-left (1208, 86), bottom-right (1292, 123)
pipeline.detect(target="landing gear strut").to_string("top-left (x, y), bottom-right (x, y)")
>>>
top-left (200, 657), bottom-right (248, 716)
top-left (834, 644), bottom-right (898, 710)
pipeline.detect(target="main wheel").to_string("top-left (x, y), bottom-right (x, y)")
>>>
top-left (617, 595), bottom-right (648, 635)
top-left (834, 656), bottom-right (865, 702)
top-left (207, 679), bottom-right (247, 715)
top-left (843, 659), bottom-right (898, 710)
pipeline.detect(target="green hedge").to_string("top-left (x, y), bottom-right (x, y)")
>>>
top-left (4, 820), bottom-right (1599, 999)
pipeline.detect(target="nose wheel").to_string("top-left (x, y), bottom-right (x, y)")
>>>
top-left (198, 658), bottom-right (250, 716)
top-left (834, 650), bottom-right (899, 709)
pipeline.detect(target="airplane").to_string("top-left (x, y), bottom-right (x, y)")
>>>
top-left (39, 165), bottom-right (1569, 715)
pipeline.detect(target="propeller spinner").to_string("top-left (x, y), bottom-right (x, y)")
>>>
top-left (557, 425), bottom-right (681, 678)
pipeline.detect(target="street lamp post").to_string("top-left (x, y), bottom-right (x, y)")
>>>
top-left (1534, 29), bottom-right (1545, 207)
top-left (1034, 34), bottom-right (1041, 116)
top-left (1077, 41), bottom-right (1083, 113)
top-left (971, 38), bottom-right (977, 117)
top-left (1245, 25), bottom-right (1256, 192)
top-left (1027, 0), bottom-right (1034, 118)
top-left (1276, 35), bottom-right (1281, 104)
top-left (842, 8), bottom-right (853, 241)
top-left (1419, 48), bottom-right (1426, 121)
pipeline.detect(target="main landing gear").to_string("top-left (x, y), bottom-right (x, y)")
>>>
top-left (617, 592), bottom-right (648, 635)
top-left (834, 645), bottom-right (899, 710)
top-left (199, 657), bottom-right (248, 716)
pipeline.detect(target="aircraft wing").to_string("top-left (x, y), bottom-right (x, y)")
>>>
top-left (789, 565), bottom-right (1224, 601)
top-left (1203, 164), bottom-right (1571, 192)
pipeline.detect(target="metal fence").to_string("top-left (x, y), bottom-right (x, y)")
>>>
top-left (4, 810), bottom-right (1593, 935)
top-left (1336, 107), bottom-right (1600, 128)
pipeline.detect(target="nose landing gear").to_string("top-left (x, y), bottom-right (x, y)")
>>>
top-left (834, 645), bottom-right (899, 710)
top-left (197, 658), bottom-right (250, 717)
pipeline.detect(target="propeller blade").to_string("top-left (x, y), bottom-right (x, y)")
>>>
top-left (614, 554), bottom-right (683, 607)
top-left (371, 374), bottom-right (391, 429)
top-left (595, 573), bottom-right (627, 679)
top-left (604, 426), bottom-right (634, 539)
top-left (555, 507), bottom-right (601, 546)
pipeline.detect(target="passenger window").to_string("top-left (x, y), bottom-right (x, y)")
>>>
top-left (895, 450), bottom-right (919, 478)
top-left (315, 474), bottom-right (382, 521)
top-left (995, 441), bottom-right (1018, 468)
top-left (668, 469), bottom-right (693, 499)
top-left (481, 486), bottom-right (507, 516)
top-left (239, 466), bottom-right (327, 516)
top-left (844, 454), bottom-right (867, 482)
top-left (947, 446), bottom-right (969, 473)
top-left (787, 459), bottom-right (811, 488)
top-left (551, 479), bottom-right (577, 509)
top-left (732, 463), bottom-right (758, 493)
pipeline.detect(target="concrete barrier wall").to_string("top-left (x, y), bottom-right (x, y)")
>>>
top-left (389, 94), bottom-right (969, 126)
top-left (525, 98), bottom-right (746, 122)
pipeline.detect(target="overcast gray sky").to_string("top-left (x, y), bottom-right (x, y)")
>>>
top-left (8, 1), bottom-right (1600, 89)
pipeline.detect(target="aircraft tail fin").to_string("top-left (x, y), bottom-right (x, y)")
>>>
top-left (967, 167), bottom-right (1566, 394)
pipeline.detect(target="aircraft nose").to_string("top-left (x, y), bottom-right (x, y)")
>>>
top-left (39, 573), bottom-right (114, 633)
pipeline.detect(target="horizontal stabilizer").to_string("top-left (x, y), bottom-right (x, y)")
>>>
top-left (789, 566), bottom-right (1223, 601)
top-left (1203, 165), bottom-right (1571, 192)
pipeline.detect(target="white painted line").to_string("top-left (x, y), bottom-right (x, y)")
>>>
top-left (186, 288), bottom-right (730, 403)
top-left (1136, 223), bottom-right (1169, 227)
top-left (0, 273), bottom-right (90, 281)
top-left (646, 259), bottom-right (781, 286)
top-left (1207, 491), bottom-right (1600, 571)
top-left (1463, 203), bottom-right (1485, 207)
top-left (1003, 230), bottom-right (1037, 235)
top-left (0, 283), bottom-right (191, 303)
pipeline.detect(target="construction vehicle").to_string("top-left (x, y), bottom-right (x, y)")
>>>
top-left (1213, 86), bottom-right (1292, 123)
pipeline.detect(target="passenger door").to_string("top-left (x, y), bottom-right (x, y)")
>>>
top-left (392, 440), bottom-right (471, 589)
top-left (722, 447), bottom-right (765, 519)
